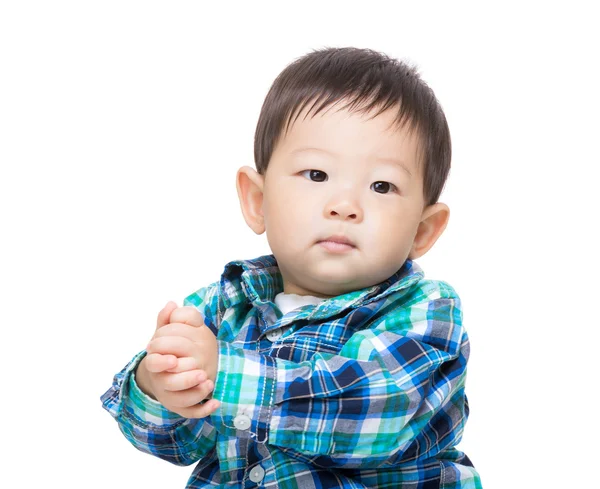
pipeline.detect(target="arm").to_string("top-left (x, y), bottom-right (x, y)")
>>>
top-left (210, 280), bottom-right (470, 469)
top-left (100, 281), bottom-right (224, 466)
top-left (101, 351), bottom-right (216, 466)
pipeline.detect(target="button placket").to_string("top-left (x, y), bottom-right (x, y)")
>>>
top-left (266, 328), bottom-right (282, 342)
top-left (233, 414), bottom-right (251, 431)
top-left (248, 464), bottom-right (265, 484)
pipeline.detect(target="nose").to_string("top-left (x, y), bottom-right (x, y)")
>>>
top-left (324, 193), bottom-right (363, 222)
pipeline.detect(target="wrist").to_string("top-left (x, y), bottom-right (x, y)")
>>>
top-left (135, 356), bottom-right (157, 400)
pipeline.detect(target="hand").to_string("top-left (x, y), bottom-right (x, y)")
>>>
top-left (147, 305), bottom-right (219, 383)
top-left (136, 302), bottom-right (220, 419)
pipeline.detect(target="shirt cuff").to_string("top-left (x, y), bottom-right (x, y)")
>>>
top-left (211, 340), bottom-right (277, 442)
top-left (119, 350), bottom-right (187, 428)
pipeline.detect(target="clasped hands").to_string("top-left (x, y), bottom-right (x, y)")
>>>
top-left (138, 301), bottom-right (221, 419)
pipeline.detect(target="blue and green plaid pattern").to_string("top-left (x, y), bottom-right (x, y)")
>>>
top-left (102, 254), bottom-right (481, 488)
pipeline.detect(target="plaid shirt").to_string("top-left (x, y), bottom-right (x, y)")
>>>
top-left (101, 254), bottom-right (482, 488)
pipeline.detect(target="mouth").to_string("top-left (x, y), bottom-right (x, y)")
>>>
top-left (317, 235), bottom-right (357, 253)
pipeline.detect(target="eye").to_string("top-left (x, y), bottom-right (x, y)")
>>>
top-left (371, 181), bottom-right (397, 194)
top-left (300, 170), bottom-right (328, 182)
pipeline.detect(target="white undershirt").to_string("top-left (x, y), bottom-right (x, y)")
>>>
top-left (274, 292), bottom-right (325, 315)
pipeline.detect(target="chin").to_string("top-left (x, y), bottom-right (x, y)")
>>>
top-left (313, 273), bottom-right (367, 295)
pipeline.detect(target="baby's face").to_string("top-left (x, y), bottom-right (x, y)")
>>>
top-left (261, 101), bottom-right (427, 298)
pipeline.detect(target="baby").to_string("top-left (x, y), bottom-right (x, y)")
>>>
top-left (102, 46), bottom-right (482, 488)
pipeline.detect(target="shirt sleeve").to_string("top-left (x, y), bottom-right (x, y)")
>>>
top-left (100, 280), bottom-right (223, 466)
top-left (100, 350), bottom-right (217, 466)
top-left (210, 280), bottom-right (471, 470)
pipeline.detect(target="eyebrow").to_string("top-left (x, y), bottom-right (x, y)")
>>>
top-left (290, 146), bottom-right (412, 178)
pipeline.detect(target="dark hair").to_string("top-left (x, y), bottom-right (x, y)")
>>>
top-left (253, 47), bottom-right (451, 207)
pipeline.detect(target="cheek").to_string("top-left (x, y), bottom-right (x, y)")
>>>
top-left (268, 181), bottom-right (314, 227)
top-left (365, 206), bottom-right (413, 245)
top-left (263, 198), bottom-right (308, 244)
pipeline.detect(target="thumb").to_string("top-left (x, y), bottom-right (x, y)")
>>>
top-left (169, 306), bottom-right (206, 328)
top-left (156, 301), bottom-right (178, 330)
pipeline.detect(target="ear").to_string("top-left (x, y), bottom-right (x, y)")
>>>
top-left (408, 203), bottom-right (450, 260)
top-left (236, 166), bottom-right (266, 235)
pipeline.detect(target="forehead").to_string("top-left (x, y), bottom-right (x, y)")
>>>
top-left (277, 100), bottom-right (423, 176)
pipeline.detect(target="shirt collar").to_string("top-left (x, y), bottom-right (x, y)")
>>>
top-left (218, 254), bottom-right (424, 322)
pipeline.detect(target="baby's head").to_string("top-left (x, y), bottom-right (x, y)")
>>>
top-left (236, 47), bottom-right (451, 298)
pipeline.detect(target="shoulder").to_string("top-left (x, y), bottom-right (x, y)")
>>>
top-left (377, 278), bottom-right (467, 356)
top-left (388, 276), bottom-right (462, 310)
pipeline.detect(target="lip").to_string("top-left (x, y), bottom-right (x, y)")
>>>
top-left (317, 235), bottom-right (357, 253)
top-left (318, 235), bottom-right (356, 246)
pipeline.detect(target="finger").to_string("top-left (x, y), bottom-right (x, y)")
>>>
top-left (195, 378), bottom-right (215, 401)
top-left (164, 401), bottom-right (216, 419)
top-left (180, 399), bottom-right (221, 419)
top-left (147, 335), bottom-right (195, 358)
top-left (153, 322), bottom-right (203, 341)
top-left (169, 306), bottom-right (205, 328)
top-left (162, 380), bottom-right (214, 409)
top-left (161, 370), bottom-right (207, 392)
top-left (165, 380), bottom-right (214, 409)
top-left (144, 353), bottom-right (177, 373)
top-left (156, 301), bottom-right (179, 330)
top-left (166, 356), bottom-right (199, 373)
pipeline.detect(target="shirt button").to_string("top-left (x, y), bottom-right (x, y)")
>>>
top-left (248, 464), bottom-right (265, 483)
top-left (233, 414), bottom-right (251, 431)
top-left (266, 328), bottom-right (282, 342)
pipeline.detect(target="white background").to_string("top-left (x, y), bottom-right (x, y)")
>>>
top-left (1, 1), bottom-right (598, 487)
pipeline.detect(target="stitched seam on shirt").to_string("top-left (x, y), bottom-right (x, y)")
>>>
top-left (216, 280), bottom-right (224, 328)
top-left (256, 372), bottom-right (267, 443)
top-left (257, 445), bottom-right (276, 488)
top-left (120, 409), bottom-right (186, 432)
top-left (242, 437), bottom-right (250, 485)
top-left (253, 327), bottom-right (266, 443)
top-left (254, 357), bottom-right (274, 444)
top-left (218, 344), bottom-right (236, 432)
top-left (266, 361), bottom-right (276, 443)
top-left (278, 337), bottom-right (340, 353)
